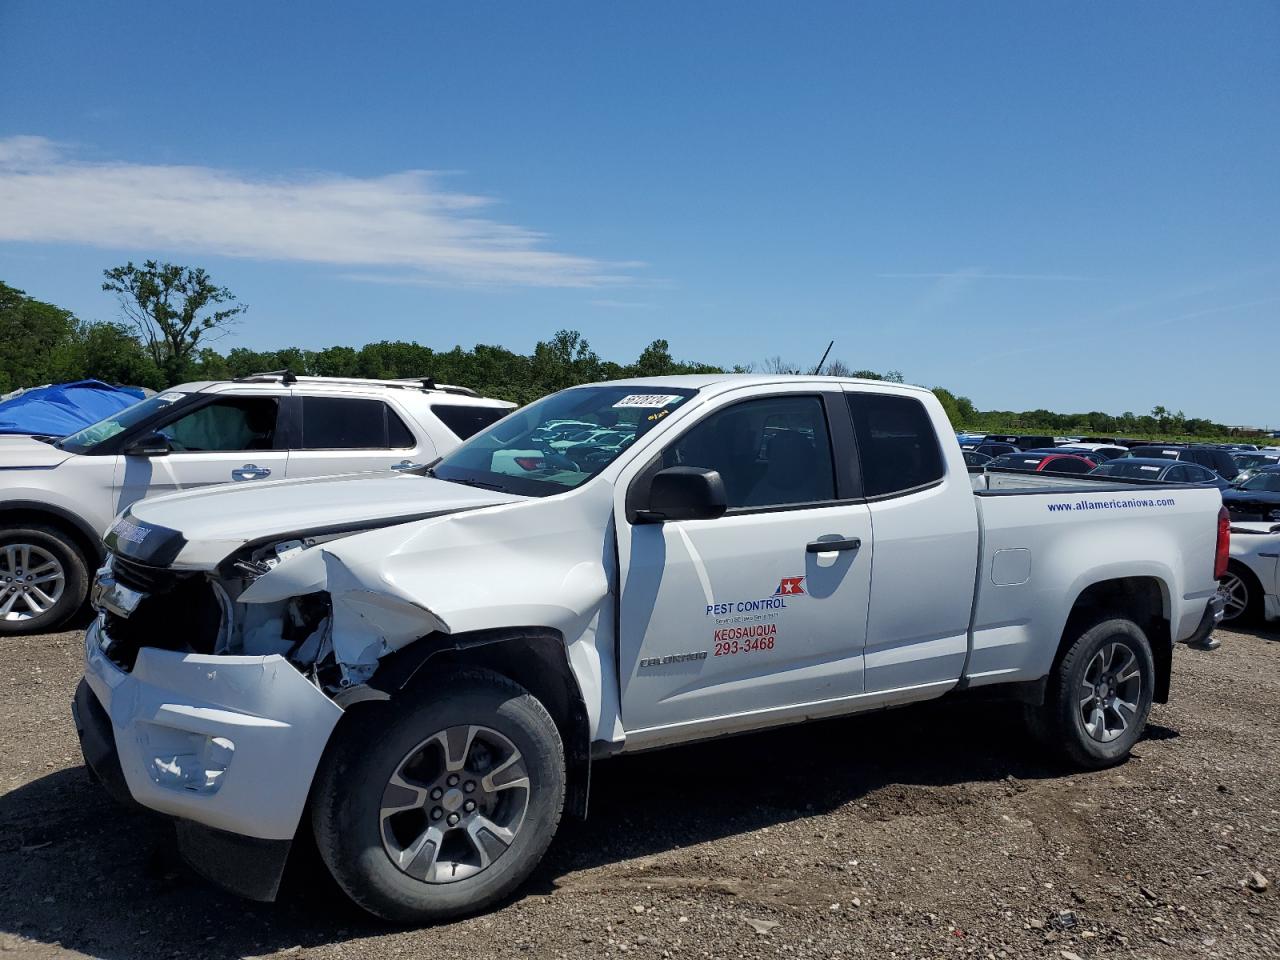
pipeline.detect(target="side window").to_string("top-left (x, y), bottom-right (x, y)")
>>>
top-left (1188, 465), bottom-right (1215, 483)
top-left (387, 408), bottom-right (416, 448)
top-left (661, 395), bottom-right (836, 509)
top-left (158, 397), bottom-right (279, 452)
top-left (432, 404), bottom-right (510, 441)
top-left (1165, 465), bottom-right (1191, 483)
top-left (301, 397), bottom-right (393, 449)
top-left (846, 393), bottom-right (945, 497)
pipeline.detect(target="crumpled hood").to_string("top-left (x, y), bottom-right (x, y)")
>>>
top-left (0, 435), bottom-right (73, 470)
top-left (114, 471), bottom-right (526, 568)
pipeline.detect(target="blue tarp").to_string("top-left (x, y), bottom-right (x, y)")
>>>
top-left (0, 380), bottom-right (148, 436)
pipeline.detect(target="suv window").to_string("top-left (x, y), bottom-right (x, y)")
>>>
top-left (300, 397), bottom-right (407, 449)
top-left (432, 404), bottom-right (510, 441)
top-left (846, 393), bottom-right (945, 497)
top-left (158, 397), bottom-right (279, 452)
top-left (661, 395), bottom-right (836, 509)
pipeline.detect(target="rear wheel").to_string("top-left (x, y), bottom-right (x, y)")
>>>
top-left (1026, 617), bottom-right (1155, 769)
top-left (0, 525), bottom-right (88, 635)
top-left (1218, 562), bottom-right (1262, 626)
top-left (311, 669), bottom-right (565, 923)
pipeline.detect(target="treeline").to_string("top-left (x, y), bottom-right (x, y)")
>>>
top-left (0, 278), bottom-right (1249, 437)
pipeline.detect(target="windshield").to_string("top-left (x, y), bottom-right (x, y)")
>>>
top-left (1235, 454), bottom-right (1279, 469)
top-left (1240, 472), bottom-right (1280, 493)
top-left (58, 391), bottom-right (192, 454)
top-left (432, 385), bottom-right (697, 496)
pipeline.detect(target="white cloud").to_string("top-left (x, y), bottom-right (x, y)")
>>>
top-left (0, 135), bottom-right (634, 287)
top-left (877, 270), bottom-right (1094, 281)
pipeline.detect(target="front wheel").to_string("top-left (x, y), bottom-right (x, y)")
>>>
top-left (0, 525), bottom-right (88, 635)
top-left (1026, 618), bottom-right (1155, 769)
top-left (311, 669), bottom-right (565, 923)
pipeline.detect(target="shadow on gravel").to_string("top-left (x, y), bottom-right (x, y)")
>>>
top-left (0, 699), bottom-right (1171, 959)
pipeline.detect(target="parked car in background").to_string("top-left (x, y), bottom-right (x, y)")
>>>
top-left (1232, 452), bottom-right (1280, 484)
top-left (984, 434), bottom-right (1055, 450)
top-left (962, 450), bottom-right (993, 467)
top-left (1089, 457), bottom-right (1232, 489)
top-left (962, 441), bottom-right (1020, 458)
top-left (1222, 466), bottom-right (1280, 523)
top-left (1126, 445), bottom-right (1240, 481)
top-left (1219, 521), bottom-right (1280, 625)
top-left (1056, 443), bottom-right (1129, 461)
top-left (0, 374), bottom-right (514, 634)
top-left (987, 451), bottom-right (1097, 474)
top-left (1023, 447), bottom-right (1106, 467)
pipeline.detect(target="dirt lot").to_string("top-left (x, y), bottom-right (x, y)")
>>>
top-left (0, 625), bottom-right (1276, 960)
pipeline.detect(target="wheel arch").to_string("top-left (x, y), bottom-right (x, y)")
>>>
top-left (342, 627), bottom-right (593, 819)
top-left (0, 500), bottom-right (104, 567)
top-left (1056, 576), bottom-right (1173, 703)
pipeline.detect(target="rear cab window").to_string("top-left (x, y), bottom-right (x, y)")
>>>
top-left (845, 392), bottom-right (945, 496)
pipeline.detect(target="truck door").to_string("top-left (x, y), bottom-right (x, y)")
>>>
top-left (842, 387), bottom-right (978, 694)
top-left (615, 387), bottom-right (873, 742)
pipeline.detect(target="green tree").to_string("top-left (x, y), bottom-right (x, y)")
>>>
top-left (102, 261), bottom-right (246, 385)
top-left (0, 281), bottom-right (79, 392)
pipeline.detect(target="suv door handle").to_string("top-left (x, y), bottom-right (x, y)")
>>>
top-left (231, 463), bottom-right (272, 482)
top-left (806, 537), bottom-right (862, 553)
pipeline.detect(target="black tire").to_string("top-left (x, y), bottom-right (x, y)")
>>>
top-left (0, 524), bottom-right (89, 635)
top-left (1219, 561), bottom-right (1263, 626)
top-left (1025, 617), bottom-right (1155, 769)
top-left (311, 669), bottom-right (565, 923)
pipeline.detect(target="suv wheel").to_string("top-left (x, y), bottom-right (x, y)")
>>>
top-left (312, 669), bottom-right (565, 923)
top-left (0, 525), bottom-right (88, 635)
top-left (1218, 562), bottom-right (1262, 625)
top-left (1025, 617), bottom-right (1155, 769)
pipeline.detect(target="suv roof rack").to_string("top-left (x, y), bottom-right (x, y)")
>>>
top-left (231, 371), bottom-right (480, 398)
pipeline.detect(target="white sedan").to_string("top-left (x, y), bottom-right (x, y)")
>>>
top-left (1220, 522), bottom-right (1280, 625)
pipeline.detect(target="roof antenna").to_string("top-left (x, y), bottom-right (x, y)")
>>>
top-left (420, 376), bottom-right (437, 390)
top-left (813, 340), bottom-right (834, 376)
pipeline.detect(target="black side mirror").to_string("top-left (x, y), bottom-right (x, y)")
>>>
top-left (124, 432), bottom-right (172, 457)
top-left (635, 467), bottom-right (728, 523)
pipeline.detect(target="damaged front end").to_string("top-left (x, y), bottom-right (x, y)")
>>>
top-left (79, 530), bottom-right (449, 900)
top-left (95, 530), bottom-right (446, 697)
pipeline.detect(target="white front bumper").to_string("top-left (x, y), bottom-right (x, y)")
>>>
top-left (82, 618), bottom-right (344, 840)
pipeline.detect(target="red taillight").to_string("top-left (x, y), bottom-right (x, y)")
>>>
top-left (1214, 506), bottom-right (1230, 580)
top-left (513, 456), bottom-right (544, 471)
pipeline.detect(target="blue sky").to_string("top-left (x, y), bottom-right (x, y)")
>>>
top-left (1, 1), bottom-right (1276, 425)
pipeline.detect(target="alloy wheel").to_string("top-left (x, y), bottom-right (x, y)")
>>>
top-left (379, 724), bottom-right (531, 884)
top-left (1079, 641), bottom-right (1143, 743)
top-left (0, 544), bottom-right (66, 622)
top-left (1217, 571), bottom-right (1249, 623)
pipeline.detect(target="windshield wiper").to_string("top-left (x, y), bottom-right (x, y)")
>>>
top-left (431, 471), bottom-right (507, 492)
top-left (31, 435), bottom-right (64, 447)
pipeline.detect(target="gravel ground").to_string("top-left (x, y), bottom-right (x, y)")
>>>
top-left (0, 624), bottom-right (1276, 960)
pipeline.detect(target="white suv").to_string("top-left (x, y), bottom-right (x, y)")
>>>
top-left (0, 373), bottom-right (514, 634)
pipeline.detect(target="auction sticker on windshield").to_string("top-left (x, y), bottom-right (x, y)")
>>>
top-left (613, 394), bottom-right (683, 408)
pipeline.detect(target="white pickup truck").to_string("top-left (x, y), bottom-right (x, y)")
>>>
top-left (73, 375), bottom-right (1227, 923)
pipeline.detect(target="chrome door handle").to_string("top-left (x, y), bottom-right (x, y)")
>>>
top-left (806, 537), bottom-right (862, 553)
top-left (391, 459), bottom-right (422, 472)
top-left (231, 463), bottom-right (272, 481)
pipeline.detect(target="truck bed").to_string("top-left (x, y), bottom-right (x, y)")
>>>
top-left (962, 466), bottom-right (1222, 688)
